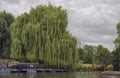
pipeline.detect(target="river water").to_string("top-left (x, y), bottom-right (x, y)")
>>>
top-left (0, 72), bottom-right (120, 78)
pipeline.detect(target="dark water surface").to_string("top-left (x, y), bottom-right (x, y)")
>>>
top-left (0, 72), bottom-right (120, 78)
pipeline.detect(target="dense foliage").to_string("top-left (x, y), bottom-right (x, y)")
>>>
top-left (113, 23), bottom-right (120, 71)
top-left (10, 4), bottom-right (78, 69)
top-left (94, 45), bottom-right (112, 68)
top-left (0, 11), bottom-right (14, 58)
top-left (78, 44), bottom-right (112, 70)
top-left (78, 45), bottom-right (95, 64)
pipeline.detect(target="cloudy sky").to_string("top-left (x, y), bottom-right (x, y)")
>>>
top-left (1, 0), bottom-right (120, 51)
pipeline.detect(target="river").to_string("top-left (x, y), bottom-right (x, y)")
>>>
top-left (0, 72), bottom-right (120, 78)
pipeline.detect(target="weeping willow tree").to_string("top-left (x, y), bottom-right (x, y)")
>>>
top-left (10, 4), bottom-right (78, 69)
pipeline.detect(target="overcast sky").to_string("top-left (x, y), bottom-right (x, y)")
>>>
top-left (0, 0), bottom-right (120, 51)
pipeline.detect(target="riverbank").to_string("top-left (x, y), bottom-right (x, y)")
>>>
top-left (75, 64), bottom-right (113, 71)
top-left (101, 71), bottom-right (120, 76)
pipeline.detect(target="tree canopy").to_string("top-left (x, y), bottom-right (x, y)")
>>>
top-left (0, 11), bottom-right (14, 58)
top-left (113, 23), bottom-right (120, 71)
top-left (78, 44), bottom-right (112, 69)
top-left (10, 4), bottom-right (78, 69)
top-left (94, 45), bottom-right (112, 67)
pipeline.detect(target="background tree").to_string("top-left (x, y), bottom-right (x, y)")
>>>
top-left (83, 45), bottom-right (94, 64)
top-left (0, 11), bottom-right (14, 58)
top-left (10, 4), bottom-right (78, 69)
top-left (78, 48), bottom-right (84, 61)
top-left (94, 45), bottom-right (112, 69)
top-left (113, 23), bottom-right (120, 71)
top-left (112, 49), bottom-right (120, 71)
top-left (78, 45), bottom-right (97, 64)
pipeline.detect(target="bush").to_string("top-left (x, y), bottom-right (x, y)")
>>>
top-left (105, 65), bottom-right (113, 71)
top-left (75, 63), bottom-right (111, 71)
top-left (76, 64), bottom-right (97, 71)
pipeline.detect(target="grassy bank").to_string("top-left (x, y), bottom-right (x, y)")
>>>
top-left (75, 64), bottom-right (113, 71)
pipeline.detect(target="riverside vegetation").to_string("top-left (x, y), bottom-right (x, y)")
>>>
top-left (0, 4), bottom-right (120, 71)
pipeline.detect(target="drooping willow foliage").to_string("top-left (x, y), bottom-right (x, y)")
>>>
top-left (10, 4), bottom-right (78, 68)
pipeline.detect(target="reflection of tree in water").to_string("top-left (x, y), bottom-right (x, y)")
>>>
top-left (9, 73), bottom-right (36, 78)
top-left (0, 72), bottom-right (76, 78)
top-left (0, 75), bottom-right (9, 78)
top-left (35, 72), bottom-right (76, 78)
top-left (76, 72), bottom-right (120, 78)
top-left (9, 73), bottom-right (27, 78)
top-left (76, 72), bottom-right (103, 78)
top-left (0, 73), bottom-right (10, 78)
top-left (1, 72), bottom-right (120, 78)
top-left (102, 75), bottom-right (120, 78)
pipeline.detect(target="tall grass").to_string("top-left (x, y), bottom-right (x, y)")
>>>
top-left (75, 64), bottom-right (113, 71)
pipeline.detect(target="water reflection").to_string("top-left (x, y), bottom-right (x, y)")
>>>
top-left (8, 72), bottom-right (76, 78)
top-left (35, 72), bottom-right (76, 78)
top-left (102, 75), bottom-right (120, 78)
top-left (76, 72), bottom-right (103, 78)
top-left (0, 72), bottom-right (120, 78)
top-left (0, 72), bottom-right (10, 78)
top-left (76, 72), bottom-right (120, 78)
top-left (9, 73), bottom-right (38, 78)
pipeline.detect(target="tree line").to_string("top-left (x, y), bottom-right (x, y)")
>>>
top-left (0, 4), bottom-right (120, 70)
top-left (77, 23), bottom-right (120, 71)
top-left (0, 11), bottom-right (14, 58)
top-left (78, 45), bottom-right (113, 70)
